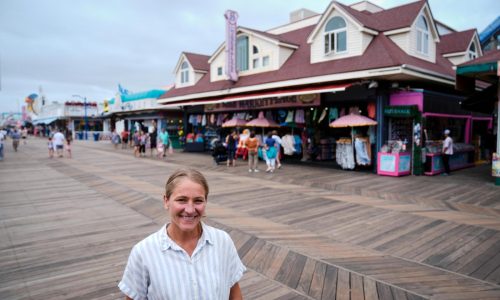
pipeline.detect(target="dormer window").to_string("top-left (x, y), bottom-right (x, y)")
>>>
top-left (181, 61), bottom-right (189, 83)
top-left (416, 15), bottom-right (429, 55)
top-left (253, 46), bottom-right (259, 54)
top-left (324, 16), bottom-right (347, 54)
top-left (237, 36), bottom-right (249, 71)
top-left (468, 42), bottom-right (477, 60)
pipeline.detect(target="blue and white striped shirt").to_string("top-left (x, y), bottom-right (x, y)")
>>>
top-left (119, 222), bottom-right (246, 300)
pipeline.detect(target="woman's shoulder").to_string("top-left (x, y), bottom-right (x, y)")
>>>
top-left (202, 223), bottom-right (232, 242)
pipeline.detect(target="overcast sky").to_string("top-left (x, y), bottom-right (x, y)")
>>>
top-left (0, 0), bottom-right (498, 113)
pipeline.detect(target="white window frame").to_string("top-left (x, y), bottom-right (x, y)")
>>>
top-left (262, 55), bottom-right (270, 67)
top-left (468, 42), bottom-right (477, 60)
top-left (416, 15), bottom-right (429, 55)
top-left (181, 61), bottom-right (189, 84)
top-left (324, 16), bottom-right (347, 55)
top-left (217, 66), bottom-right (223, 76)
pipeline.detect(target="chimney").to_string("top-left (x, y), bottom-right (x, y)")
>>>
top-left (289, 8), bottom-right (317, 23)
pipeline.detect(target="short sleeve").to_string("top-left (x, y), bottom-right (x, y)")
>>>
top-left (118, 245), bottom-right (149, 300)
top-left (224, 233), bottom-right (246, 287)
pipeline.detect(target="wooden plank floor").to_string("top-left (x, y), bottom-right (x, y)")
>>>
top-left (1, 138), bottom-right (500, 299)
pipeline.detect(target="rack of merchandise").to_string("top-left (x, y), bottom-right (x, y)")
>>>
top-left (424, 141), bottom-right (475, 175)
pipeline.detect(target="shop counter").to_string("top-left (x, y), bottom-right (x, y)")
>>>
top-left (377, 152), bottom-right (411, 176)
top-left (424, 150), bottom-right (474, 175)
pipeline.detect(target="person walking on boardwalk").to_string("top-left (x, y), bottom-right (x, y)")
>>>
top-left (0, 128), bottom-right (5, 161)
top-left (264, 132), bottom-right (277, 172)
top-left (159, 127), bottom-right (170, 158)
top-left (111, 129), bottom-right (120, 150)
top-left (121, 129), bottom-right (129, 149)
top-left (21, 126), bottom-right (28, 145)
top-left (47, 137), bottom-right (54, 158)
top-left (149, 126), bottom-right (157, 157)
top-left (52, 129), bottom-right (65, 158)
top-left (442, 129), bottom-right (453, 175)
top-left (132, 131), bottom-right (140, 157)
top-left (226, 131), bottom-right (237, 167)
top-left (11, 128), bottom-right (21, 152)
top-left (245, 131), bottom-right (260, 172)
top-left (119, 168), bottom-right (246, 300)
top-left (271, 130), bottom-right (283, 169)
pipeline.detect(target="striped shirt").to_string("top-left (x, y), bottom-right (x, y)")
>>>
top-left (119, 222), bottom-right (246, 300)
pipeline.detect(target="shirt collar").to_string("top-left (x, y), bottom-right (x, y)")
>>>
top-left (160, 222), bottom-right (214, 252)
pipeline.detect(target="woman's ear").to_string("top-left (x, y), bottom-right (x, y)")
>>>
top-left (163, 195), bottom-right (169, 210)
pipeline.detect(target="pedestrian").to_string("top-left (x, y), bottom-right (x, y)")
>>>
top-left (159, 127), bottom-right (170, 158)
top-left (264, 132), bottom-right (277, 172)
top-left (52, 129), bottom-right (65, 158)
top-left (245, 131), bottom-right (260, 172)
top-left (118, 168), bottom-right (245, 300)
top-left (111, 130), bottom-right (120, 150)
top-left (21, 126), bottom-right (28, 145)
top-left (442, 129), bottom-right (453, 175)
top-left (272, 130), bottom-right (283, 169)
top-left (149, 127), bottom-right (157, 157)
top-left (226, 131), bottom-right (237, 167)
top-left (11, 128), bottom-right (21, 152)
top-left (121, 130), bottom-right (129, 149)
top-left (66, 137), bottom-right (72, 159)
top-left (139, 130), bottom-right (147, 157)
top-left (47, 137), bottom-right (54, 158)
top-left (0, 128), bottom-right (5, 161)
top-left (132, 131), bottom-right (140, 157)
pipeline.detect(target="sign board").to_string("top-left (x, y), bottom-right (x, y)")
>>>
top-left (384, 105), bottom-right (419, 117)
top-left (205, 93), bottom-right (320, 112)
top-left (224, 10), bottom-right (238, 82)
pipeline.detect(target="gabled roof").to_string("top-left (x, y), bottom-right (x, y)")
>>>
top-left (184, 52), bottom-right (210, 72)
top-left (459, 49), bottom-right (500, 67)
top-left (439, 29), bottom-right (476, 54)
top-left (161, 23), bottom-right (454, 101)
top-left (337, 0), bottom-right (426, 31)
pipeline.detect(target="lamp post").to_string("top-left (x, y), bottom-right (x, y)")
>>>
top-left (72, 94), bottom-right (88, 140)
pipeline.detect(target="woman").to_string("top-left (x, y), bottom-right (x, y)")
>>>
top-left (119, 169), bottom-right (245, 300)
top-left (226, 131), bottom-right (237, 167)
top-left (264, 132), bottom-right (277, 172)
top-left (245, 131), bottom-right (260, 172)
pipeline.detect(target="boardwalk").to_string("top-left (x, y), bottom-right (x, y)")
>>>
top-left (1, 138), bottom-right (499, 299)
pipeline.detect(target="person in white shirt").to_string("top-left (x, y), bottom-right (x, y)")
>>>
top-left (272, 130), bottom-right (283, 169)
top-left (119, 169), bottom-right (245, 300)
top-left (52, 129), bottom-right (66, 158)
top-left (442, 129), bottom-right (453, 175)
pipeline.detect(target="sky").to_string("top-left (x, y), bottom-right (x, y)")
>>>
top-left (0, 0), bottom-right (499, 113)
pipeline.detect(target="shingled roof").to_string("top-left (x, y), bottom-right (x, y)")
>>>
top-left (184, 52), bottom-right (210, 72)
top-left (439, 29), bottom-right (476, 54)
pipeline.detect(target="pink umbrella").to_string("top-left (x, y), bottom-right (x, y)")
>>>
top-left (222, 117), bottom-right (247, 128)
top-left (245, 111), bottom-right (280, 128)
top-left (329, 113), bottom-right (377, 128)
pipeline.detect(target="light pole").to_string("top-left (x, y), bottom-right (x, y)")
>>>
top-left (73, 94), bottom-right (88, 140)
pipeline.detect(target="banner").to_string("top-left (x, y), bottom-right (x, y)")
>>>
top-left (224, 10), bottom-right (238, 82)
top-left (205, 93), bottom-right (320, 112)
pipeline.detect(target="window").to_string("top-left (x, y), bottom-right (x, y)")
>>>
top-left (181, 61), bottom-right (189, 83)
top-left (468, 42), bottom-right (477, 60)
top-left (253, 45), bottom-right (259, 54)
top-left (236, 35), bottom-right (249, 71)
top-left (217, 67), bottom-right (223, 76)
top-left (253, 58), bottom-right (259, 69)
top-left (416, 15), bottom-right (429, 55)
top-left (324, 16), bottom-right (347, 54)
top-left (262, 56), bottom-right (270, 67)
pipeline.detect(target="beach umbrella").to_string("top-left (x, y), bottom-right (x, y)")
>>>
top-left (330, 113), bottom-right (377, 146)
top-left (222, 117), bottom-right (247, 128)
top-left (246, 111), bottom-right (280, 135)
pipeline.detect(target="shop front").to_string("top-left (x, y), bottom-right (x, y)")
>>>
top-left (387, 91), bottom-right (492, 176)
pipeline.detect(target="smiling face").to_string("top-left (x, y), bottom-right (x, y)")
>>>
top-left (164, 178), bottom-right (207, 235)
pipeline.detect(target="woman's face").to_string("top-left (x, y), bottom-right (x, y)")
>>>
top-left (164, 178), bottom-right (207, 234)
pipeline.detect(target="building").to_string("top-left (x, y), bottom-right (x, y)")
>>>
top-left (159, 0), bottom-right (491, 174)
top-left (480, 16), bottom-right (500, 52)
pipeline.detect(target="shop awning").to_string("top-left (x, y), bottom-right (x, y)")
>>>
top-left (161, 83), bottom-right (351, 107)
top-left (32, 117), bottom-right (58, 125)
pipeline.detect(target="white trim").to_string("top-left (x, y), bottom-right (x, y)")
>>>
top-left (384, 27), bottom-right (411, 36)
top-left (442, 51), bottom-right (466, 58)
top-left (360, 27), bottom-right (378, 35)
top-left (239, 28), bottom-right (299, 49)
top-left (173, 53), bottom-right (188, 74)
top-left (401, 64), bottom-right (454, 82)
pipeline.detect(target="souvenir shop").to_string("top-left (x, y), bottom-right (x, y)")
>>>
top-left (382, 90), bottom-right (492, 176)
top-left (183, 89), bottom-right (378, 171)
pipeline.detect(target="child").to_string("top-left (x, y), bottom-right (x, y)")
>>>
top-left (66, 138), bottom-right (72, 159)
top-left (157, 142), bottom-right (164, 159)
top-left (48, 137), bottom-right (54, 158)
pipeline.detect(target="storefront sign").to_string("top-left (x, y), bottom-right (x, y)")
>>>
top-left (492, 153), bottom-right (500, 177)
top-left (384, 105), bottom-right (418, 117)
top-left (224, 10), bottom-right (238, 82)
top-left (205, 93), bottom-right (320, 112)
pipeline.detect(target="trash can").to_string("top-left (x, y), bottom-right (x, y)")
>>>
top-left (93, 132), bottom-right (100, 141)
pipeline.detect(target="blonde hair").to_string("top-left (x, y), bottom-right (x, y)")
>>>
top-left (165, 168), bottom-right (209, 199)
